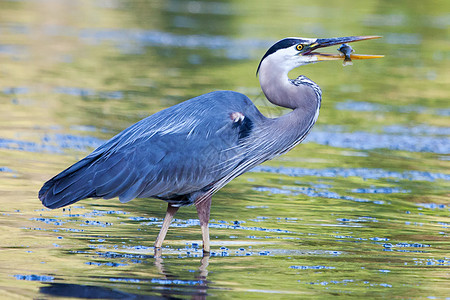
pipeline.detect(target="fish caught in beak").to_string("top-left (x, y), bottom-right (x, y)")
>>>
top-left (304, 35), bottom-right (384, 62)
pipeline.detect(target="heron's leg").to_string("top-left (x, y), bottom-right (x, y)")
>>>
top-left (154, 204), bottom-right (179, 252)
top-left (195, 195), bottom-right (212, 253)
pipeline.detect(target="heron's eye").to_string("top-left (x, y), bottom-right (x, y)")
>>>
top-left (296, 44), bottom-right (304, 51)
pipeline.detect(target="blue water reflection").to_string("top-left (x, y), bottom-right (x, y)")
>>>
top-left (1, 0), bottom-right (449, 298)
top-left (252, 165), bottom-right (450, 181)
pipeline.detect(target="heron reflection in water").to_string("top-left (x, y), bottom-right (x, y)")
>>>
top-left (154, 255), bottom-right (209, 299)
top-left (39, 35), bottom-right (382, 254)
top-left (39, 255), bottom-right (210, 299)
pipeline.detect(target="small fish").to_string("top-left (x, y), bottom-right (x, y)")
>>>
top-left (338, 43), bottom-right (354, 66)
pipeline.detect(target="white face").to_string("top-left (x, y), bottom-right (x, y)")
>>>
top-left (264, 38), bottom-right (319, 73)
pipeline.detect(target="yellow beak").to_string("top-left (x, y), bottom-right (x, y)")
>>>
top-left (316, 53), bottom-right (384, 61)
top-left (309, 35), bottom-right (383, 62)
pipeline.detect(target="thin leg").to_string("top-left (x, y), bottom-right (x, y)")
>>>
top-left (195, 195), bottom-right (212, 253)
top-left (154, 204), bottom-right (179, 251)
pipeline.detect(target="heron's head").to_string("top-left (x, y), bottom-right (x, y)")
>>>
top-left (257, 35), bottom-right (382, 74)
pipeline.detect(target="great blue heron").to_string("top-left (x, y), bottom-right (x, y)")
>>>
top-left (39, 35), bottom-right (382, 253)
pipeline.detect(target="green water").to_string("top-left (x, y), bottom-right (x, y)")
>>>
top-left (0, 0), bottom-right (448, 298)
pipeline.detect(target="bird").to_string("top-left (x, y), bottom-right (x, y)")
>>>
top-left (39, 35), bottom-right (382, 254)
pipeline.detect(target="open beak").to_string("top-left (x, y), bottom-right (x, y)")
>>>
top-left (306, 35), bottom-right (383, 61)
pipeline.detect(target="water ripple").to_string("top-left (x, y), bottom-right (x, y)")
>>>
top-left (53, 87), bottom-right (123, 99)
top-left (251, 166), bottom-right (450, 182)
top-left (305, 130), bottom-right (449, 154)
top-left (290, 265), bottom-right (335, 270)
top-left (351, 187), bottom-right (410, 194)
top-left (383, 125), bottom-right (450, 136)
top-left (0, 166), bottom-right (14, 173)
top-left (335, 100), bottom-right (450, 117)
top-left (252, 186), bottom-right (385, 205)
top-left (14, 274), bottom-right (54, 282)
top-left (2, 22), bottom-right (271, 58)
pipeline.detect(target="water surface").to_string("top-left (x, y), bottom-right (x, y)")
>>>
top-left (0, 0), bottom-right (449, 298)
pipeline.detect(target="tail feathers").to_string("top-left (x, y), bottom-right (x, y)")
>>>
top-left (40, 183), bottom-right (96, 209)
top-left (39, 142), bottom-right (157, 209)
top-left (39, 156), bottom-right (99, 209)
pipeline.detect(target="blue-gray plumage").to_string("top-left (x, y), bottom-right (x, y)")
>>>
top-left (40, 91), bottom-right (264, 208)
top-left (39, 35), bottom-right (382, 254)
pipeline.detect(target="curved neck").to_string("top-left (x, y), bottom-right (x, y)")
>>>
top-left (258, 59), bottom-right (320, 112)
top-left (259, 59), bottom-right (295, 109)
top-left (256, 58), bottom-right (322, 152)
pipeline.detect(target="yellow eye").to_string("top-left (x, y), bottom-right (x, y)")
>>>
top-left (296, 44), bottom-right (304, 51)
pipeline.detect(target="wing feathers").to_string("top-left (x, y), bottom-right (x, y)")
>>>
top-left (119, 179), bottom-right (148, 203)
top-left (38, 91), bottom-right (259, 209)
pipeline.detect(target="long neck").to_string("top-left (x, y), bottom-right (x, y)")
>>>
top-left (258, 59), bottom-right (322, 147)
top-left (259, 60), bottom-right (298, 109)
